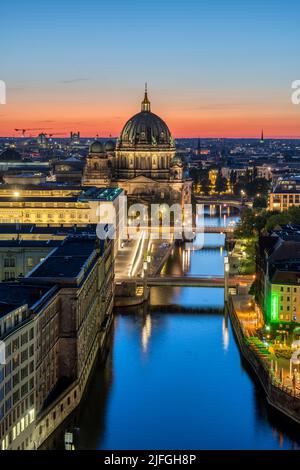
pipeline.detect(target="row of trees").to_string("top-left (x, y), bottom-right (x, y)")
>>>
top-left (190, 167), bottom-right (270, 199)
top-left (235, 206), bottom-right (300, 239)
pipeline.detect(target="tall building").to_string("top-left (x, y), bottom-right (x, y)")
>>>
top-left (83, 86), bottom-right (192, 204)
top-left (256, 230), bottom-right (300, 328)
top-left (0, 235), bottom-right (114, 450)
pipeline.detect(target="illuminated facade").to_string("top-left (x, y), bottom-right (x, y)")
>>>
top-left (83, 87), bottom-right (192, 204)
top-left (257, 234), bottom-right (300, 326)
top-left (269, 176), bottom-right (300, 211)
top-left (265, 272), bottom-right (300, 325)
top-left (0, 185), bottom-right (123, 253)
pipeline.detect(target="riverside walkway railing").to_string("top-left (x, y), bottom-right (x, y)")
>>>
top-left (228, 296), bottom-right (300, 423)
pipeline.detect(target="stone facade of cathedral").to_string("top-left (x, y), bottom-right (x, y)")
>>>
top-left (82, 88), bottom-right (192, 204)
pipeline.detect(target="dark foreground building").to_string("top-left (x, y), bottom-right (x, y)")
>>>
top-left (0, 235), bottom-right (114, 450)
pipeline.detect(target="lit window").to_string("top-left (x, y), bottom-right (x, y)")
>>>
top-left (29, 408), bottom-right (35, 423)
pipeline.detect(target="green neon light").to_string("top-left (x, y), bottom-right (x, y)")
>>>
top-left (271, 292), bottom-right (279, 322)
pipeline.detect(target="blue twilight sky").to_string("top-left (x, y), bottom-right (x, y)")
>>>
top-left (1, 0), bottom-right (300, 137)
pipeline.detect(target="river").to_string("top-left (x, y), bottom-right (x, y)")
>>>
top-left (45, 206), bottom-right (300, 450)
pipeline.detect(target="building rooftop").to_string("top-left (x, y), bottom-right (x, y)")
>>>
top-left (0, 196), bottom-right (80, 203)
top-left (0, 240), bottom-right (61, 248)
top-left (25, 237), bottom-right (103, 284)
top-left (0, 185), bottom-right (122, 203)
top-left (270, 261), bottom-right (300, 285)
top-left (79, 187), bottom-right (123, 202)
top-left (269, 239), bottom-right (300, 263)
top-left (0, 283), bottom-right (54, 320)
top-left (0, 224), bottom-right (97, 236)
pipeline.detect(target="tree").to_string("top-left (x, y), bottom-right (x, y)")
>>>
top-left (200, 175), bottom-right (210, 195)
top-left (253, 196), bottom-right (268, 209)
top-left (265, 206), bottom-right (300, 232)
top-left (215, 171), bottom-right (227, 193)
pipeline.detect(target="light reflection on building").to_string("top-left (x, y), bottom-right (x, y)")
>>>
top-left (222, 317), bottom-right (229, 351)
top-left (142, 314), bottom-right (152, 353)
top-left (182, 248), bottom-right (191, 272)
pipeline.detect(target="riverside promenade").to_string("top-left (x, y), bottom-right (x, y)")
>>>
top-left (227, 294), bottom-right (300, 426)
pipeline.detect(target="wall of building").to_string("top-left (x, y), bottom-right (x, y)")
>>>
top-left (0, 311), bottom-right (36, 450)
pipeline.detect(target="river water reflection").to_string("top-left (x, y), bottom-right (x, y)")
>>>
top-left (46, 207), bottom-right (300, 450)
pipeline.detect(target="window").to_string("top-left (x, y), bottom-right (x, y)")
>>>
top-left (21, 349), bottom-right (28, 363)
top-left (21, 332), bottom-right (28, 346)
top-left (12, 373), bottom-right (19, 387)
top-left (27, 258), bottom-right (34, 268)
top-left (4, 258), bottom-right (15, 268)
top-left (4, 272), bottom-right (10, 280)
top-left (21, 366), bottom-right (28, 380)
top-left (13, 390), bottom-right (20, 405)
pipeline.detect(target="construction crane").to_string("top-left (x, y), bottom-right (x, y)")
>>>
top-left (14, 128), bottom-right (53, 137)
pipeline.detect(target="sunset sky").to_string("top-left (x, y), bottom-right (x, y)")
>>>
top-left (1, 0), bottom-right (300, 138)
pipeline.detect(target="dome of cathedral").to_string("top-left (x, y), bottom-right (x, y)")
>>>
top-left (90, 140), bottom-right (104, 154)
top-left (117, 87), bottom-right (174, 150)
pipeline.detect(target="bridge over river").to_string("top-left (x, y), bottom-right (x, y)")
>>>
top-left (115, 274), bottom-right (253, 288)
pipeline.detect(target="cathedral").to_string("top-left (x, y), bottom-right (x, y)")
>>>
top-left (82, 87), bottom-right (192, 204)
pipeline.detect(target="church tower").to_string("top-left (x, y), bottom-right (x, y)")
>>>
top-left (82, 140), bottom-right (112, 187)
